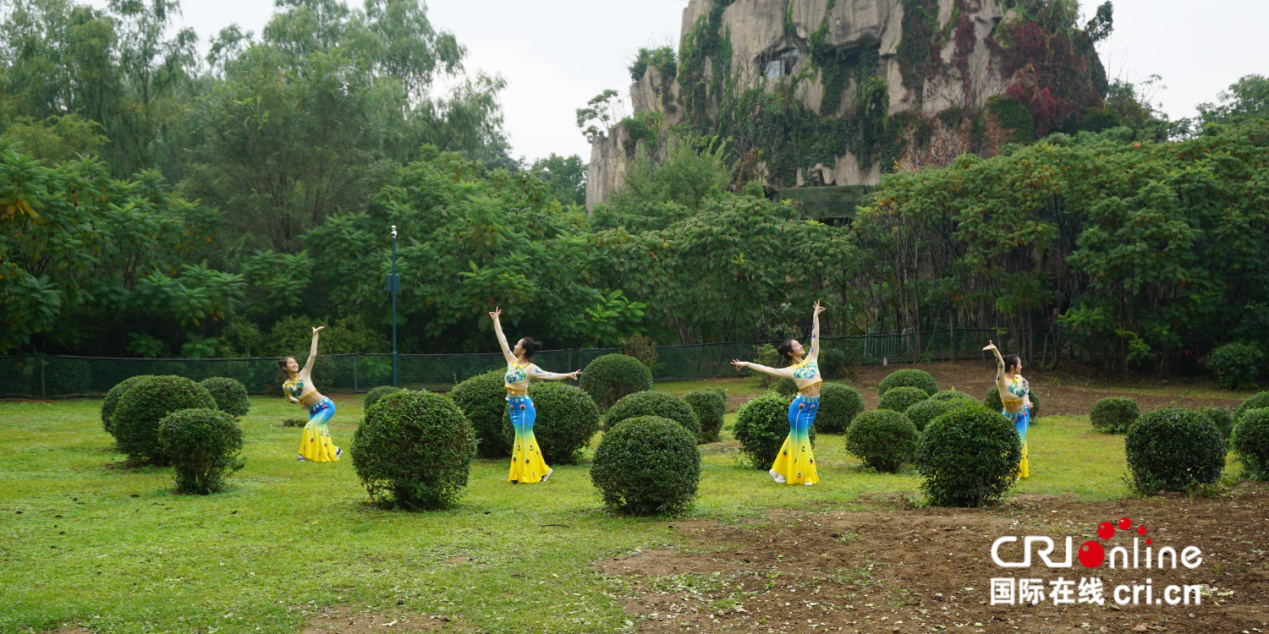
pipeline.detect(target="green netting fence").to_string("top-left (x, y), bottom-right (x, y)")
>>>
top-left (1, 328), bottom-right (1058, 398)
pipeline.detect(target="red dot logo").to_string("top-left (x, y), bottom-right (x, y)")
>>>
top-left (1137, 526), bottom-right (1147, 536)
top-left (1118, 517), bottom-right (1132, 530)
top-left (1097, 521), bottom-right (1115, 539)
top-left (1146, 538), bottom-right (1153, 545)
top-left (1078, 541), bottom-right (1105, 568)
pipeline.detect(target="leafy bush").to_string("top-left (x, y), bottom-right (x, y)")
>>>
top-left (1204, 341), bottom-right (1263, 390)
top-left (1089, 397), bottom-right (1139, 433)
top-left (591, 416), bottom-right (700, 515)
top-left (579, 354), bottom-right (653, 411)
top-left (879, 386), bottom-right (927, 413)
top-left (102, 376), bottom-right (149, 434)
top-left (604, 391), bottom-right (699, 440)
top-left (282, 417), bottom-right (308, 428)
top-left (364, 385), bottom-right (402, 413)
top-left (1125, 408), bottom-right (1226, 495)
top-left (158, 408), bottom-right (245, 494)
top-left (733, 393), bottom-right (815, 468)
top-left (751, 343), bottom-right (784, 388)
top-left (1232, 409), bottom-right (1269, 481)
top-left (501, 382), bottom-right (601, 464)
top-left (449, 370), bottom-right (512, 458)
top-left (815, 383), bottom-right (864, 433)
top-left (929, 389), bottom-right (975, 403)
top-left (111, 376), bottom-right (217, 465)
top-left (846, 410), bottom-right (918, 472)
top-left (622, 334), bottom-right (658, 368)
top-left (199, 377), bottom-right (250, 417)
top-left (1234, 391), bottom-right (1269, 422)
top-left (878, 369), bottom-right (938, 397)
top-left (351, 391), bottom-right (477, 510)
top-left (916, 403), bottom-right (1022, 507)
top-left (904, 398), bottom-right (954, 432)
top-left (1197, 406), bottom-right (1235, 439)
top-left (818, 348), bottom-right (849, 379)
top-left (684, 389), bottom-right (727, 443)
top-left (773, 377), bottom-right (798, 397)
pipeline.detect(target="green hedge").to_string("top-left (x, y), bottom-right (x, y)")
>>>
top-left (158, 408), bottom-right (245, 494)
top-left (1232, 409), bottom-right (1269, 481)
top-left (351, 391), bottom-right (477, 510)
top-left (1125, 408), bottom-right (1226, 495)
top-left (846, 410), bottom-right (918, 472)
top-left (904, 398), bottom-right (953, 432)
top-left (916, 403), bottom-right (1021, 507)
top-left (579, 354), bottom-right (653, 411)
top-left (1089, 397), bottom-right (1139, 433)
top-left (878, 369), bottom-right (938, 397)
top-left (815, 383), bottom-right (865, 434)
top-left (684, 389), bottom-right (727, 443)
top-left (449, 370), bottom-right (512, 458)
top-left (733, 394), bottom-right (815, 469)
top-left (111, 376), bottom-right (217, 465)
top-left (591, 416), bottom-right (700, 515)
top-left (102, 375), bottom-right (149, 435)
top-left (364, 385), bottom-right (402, 413)
top-left (604, 391), bottom-right (699, 440)
top-left (200, 377), bottom-right (250, 417)
top-left (879, 386), bottom-right (927, 413)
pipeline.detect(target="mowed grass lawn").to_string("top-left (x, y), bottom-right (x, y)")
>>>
top-left (0, 381), bottom-right (1244, 633)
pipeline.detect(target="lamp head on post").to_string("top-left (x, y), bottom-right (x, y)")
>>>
top-left (391, 225), bottom-right (397, 239)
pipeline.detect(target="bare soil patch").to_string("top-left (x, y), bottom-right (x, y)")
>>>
top-left (597, 485), bottom-right (1269, 633)
top-left (301, 606), bottom-right (462, 633)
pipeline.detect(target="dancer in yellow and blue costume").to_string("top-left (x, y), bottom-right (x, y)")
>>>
top-left (733, 301), bottom-right (827, 486)
top-left (983, 340), bottom-right (1032, 478)
top-left (489, 307), bottom-right (582, 484)
top-left (280, 326), bottom-right (341, 463)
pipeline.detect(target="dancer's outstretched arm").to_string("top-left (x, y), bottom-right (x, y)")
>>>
top-left (809, 301), bottom-right (825, 361)
top-left (489, 308), bottom-right (516, 364)
top-left (731, 359), bottom-right (796, 378)
top-left (527, 365), bottom-right (581, 381)
top-left (982, 340), bottom-right (1010, 394)
top-left (300, 326), bottom-right (324, 376)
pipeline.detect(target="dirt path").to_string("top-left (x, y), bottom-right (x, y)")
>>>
top-left (597, 486), bottom-right (1269, 633)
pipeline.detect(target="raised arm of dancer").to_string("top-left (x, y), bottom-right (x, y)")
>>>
top-left (983, 340), bottom-right (1009, 393)
top-left (300, 326), bottom-right (324, 376)
top-left (809, 301), bottom-right (824, 361)
top-left (528, 365), bottom-right (581, 381)
top-left (489, 308), bottom-right (516, 364)
top-left (731, 359), bottom-right (796, 378)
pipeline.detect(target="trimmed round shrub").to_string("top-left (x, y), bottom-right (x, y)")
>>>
top-left (1125, 408), bottom-right (1226, 495)
top-left (200, 377), bottom-right (250, 417)
top-left (501, 382), bottom-right (601, 464)
top-left (878, 369), bottom-right (938, 397)
top-left (1234, 391), bottom-right (1269, 422)
top-left (1204, 341), bottom-right (1263, 390)
top-left (1027, 389), bottom-right (1041, 421)
top-left (158, 408), bottom-right (245, 494)
top-left (1232, 409), bottom-right (1269, 481)
top-left (579, 354), bottom-right (653, 411)
top-left (622, 334), bottom-right (658, 368)
top-left (449, 370), bottom-right (512, 458)
top-left (773, 377), bottom-right (798, 397)
top-left (1089, 397), bottom-right (1139, 433)
top-left (351, 391), bottom-right (477, 510)
top-left (879, 386), bottom-right (928, 413)
top-left (916, 403), bottom-right (1022, 507)
top-left (815, 383), bottom-right (864, 433)
top-left (684, 389), bottom-right (727, 443)
top-left (732, 394), bottom-right (815, 469)
top-left (929, 389), bottom-right (975, 403)
top-left (111, 376), bottom-right (217, 465)
top-left (846, 410), bottom-right (918, 472)
top-left (364, 385), bottom-right (402, 413)
top-left (905, 398), bottom-right (954, 432)
top-left (282, 417), bottom-right (307, 428)
top-left (1197, 406), bottom-right (1235, 439)
top-left (604, 391), bottom-right (699, 440)
top-left (102, 375), bottom-right (148, 434)
top-left (591, 416), bottom-right (700, 515)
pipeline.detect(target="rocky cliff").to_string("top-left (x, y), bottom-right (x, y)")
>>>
top-left (587, 0), bottom-right (1108, 211)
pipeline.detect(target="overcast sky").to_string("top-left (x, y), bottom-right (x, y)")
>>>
top-left (86, 0), bottom-right (1269, 164)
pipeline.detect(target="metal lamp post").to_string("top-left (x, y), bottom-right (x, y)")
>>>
top-left (387, 225), bottom-right (401, 387)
